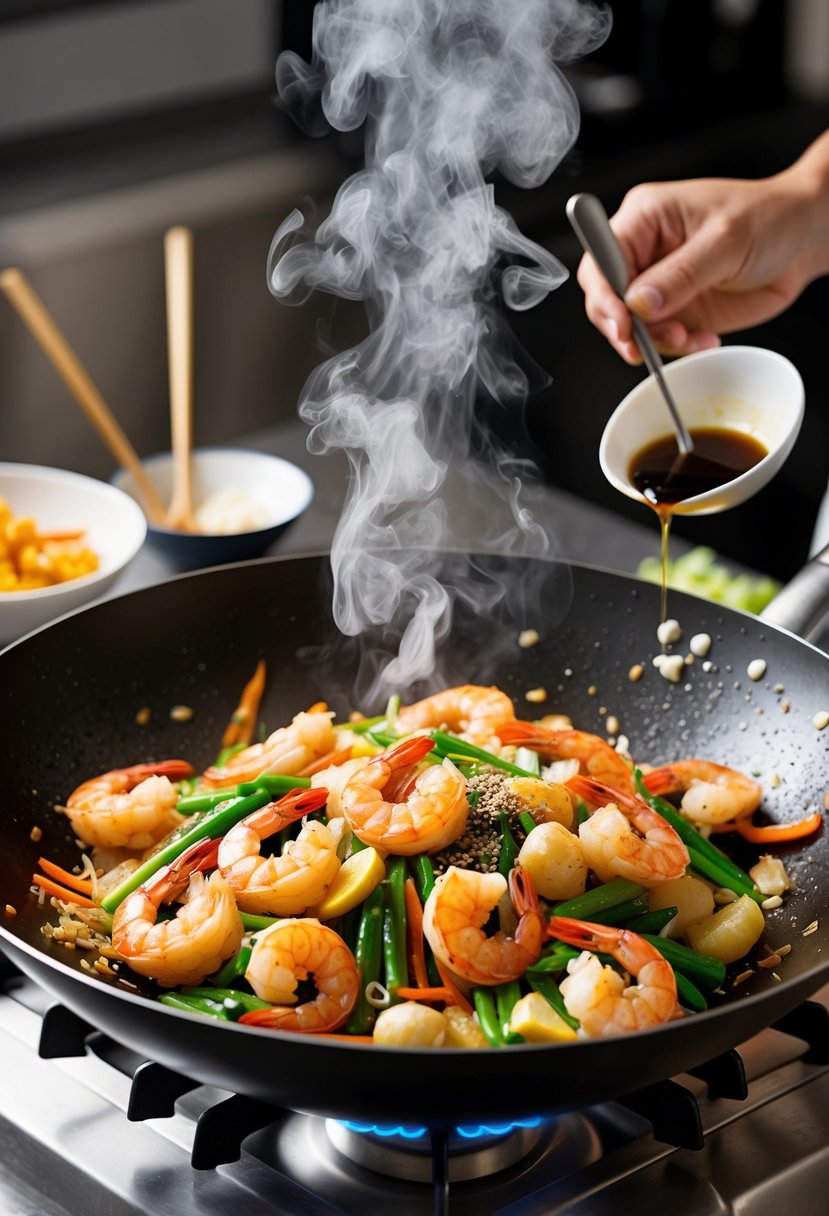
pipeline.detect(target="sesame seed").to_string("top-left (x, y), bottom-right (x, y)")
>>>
top-left (525, 688), bottom-right (547, 704)
top-left (135, 706), bottom-right (152, 727)
top-left (29, 825), bottom-right (42, 842)
top-left (170, 704), bottom-right (194, 723)
top-left (628, 664), bottom-right (644, 683)
top-left (518, 629), bottom-right (540, 648)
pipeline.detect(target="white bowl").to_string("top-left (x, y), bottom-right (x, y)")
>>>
top-left (599, 345), bottom-right (805, 515)
top-left (0, 463), bottom-right (147, 647)
top-left (112, 447), bottom-right (314, 571)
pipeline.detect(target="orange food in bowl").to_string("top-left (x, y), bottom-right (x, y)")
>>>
top-left (0, 496), bottom-right (99, 592)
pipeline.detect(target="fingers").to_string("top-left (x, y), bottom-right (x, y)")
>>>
top-left (623, 225), bottom-right (737, 324)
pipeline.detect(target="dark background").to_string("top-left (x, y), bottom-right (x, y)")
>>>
top-left (1, 0), bottom-right (828, 580)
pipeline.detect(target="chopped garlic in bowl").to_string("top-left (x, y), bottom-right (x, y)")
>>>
top-left (194, 488), bottom-right (271, 535)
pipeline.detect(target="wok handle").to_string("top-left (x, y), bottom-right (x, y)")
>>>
top-left (761, 544), bottom-right (829, 638)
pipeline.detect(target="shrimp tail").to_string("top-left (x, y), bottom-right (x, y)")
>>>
top-left (639, 767), bottom-right (678, 798)
top-left (139, 760), bottom-right (197, 783)
top-left (496, 720), bottom-right (550, 748)
top-left (271, 783), bottom-right (328, 822)
top-left (508, 865), bottom-right (539, 918)
top-left (384, 735), bottom-right (436, 768)
top-left (146, 835), bottom-right (220, 902)
top-left (547, 915), bottom-right (618, 951)
top-left (566, 774), bottom-right (635, 811)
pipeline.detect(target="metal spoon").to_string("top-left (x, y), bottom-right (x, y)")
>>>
top-left (566, 192), bottom-right (694, 457)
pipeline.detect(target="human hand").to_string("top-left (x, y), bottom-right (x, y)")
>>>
top-left (576, 170), bottom-right (824, 364)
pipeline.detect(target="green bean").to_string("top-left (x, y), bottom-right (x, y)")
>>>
top-left (180, 987), bottom-right (272, 1019)
top-left (339, 906), bottom-right (362, 955)
top-left (346, 885), bottom-right (385, 1034)
top-left (384, 693), bottom-right (401, 730)
top-left (411, 854), bottom-right (436, 903)
top-left (100, 789), bottom-right (272, 913)
top-left (687, 848), bottom-right (765, 905)
top-left (213, 742), bottom-right (247, 769)
top-left (497, 812), bottom-right (519, 877)
top-left (574, 799), bottom-right (589, 828)
top-left (625, 907), bottom-right (678, 935)
top-left (518, 811), bottom-right (537, 837)
top-left (335, 714), bottom-right (386, 734)
top-left (382, 858), bottom-right (409, 1004)
top-left (584, 896), bottom-right (649, 926)
top-left (635, 771), bottom-right (759, 894)
top-left (429, 731), bottom-right (537, 778)
top-left (495, 980), bottom-right (523, 1037)
top-left (472, 987), bottom-right (505, 1047)
top-left (160, 993), bottom-right (231, 1019)
top-left (214, 945), bottom-right (252, 990)
top-left (527, 973), bottom-right (580, 1031)
top-left (239, 911), bottom-right (278, 932)
top-left (237, 774), bottom-right (311, 797)
top-left (527, 943), bottom-right (580, 974)
top-left (640, 933), bottom-right (726, 990)
top-left (675, 972), bottom-right (708, 1012)
top-left (551, 878), bottom-right (646, 920)
top-left (175, 790), bottom-right (239, 815)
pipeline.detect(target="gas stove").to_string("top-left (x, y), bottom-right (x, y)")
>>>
top-left (2, 954), bottom-right (828, 1216)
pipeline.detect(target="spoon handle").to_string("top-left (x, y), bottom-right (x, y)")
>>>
top-left (566, 193), bottom-right (694, 457)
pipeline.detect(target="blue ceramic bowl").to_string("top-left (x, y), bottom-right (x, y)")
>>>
top-left (112, 447), bottom-right (314, 571)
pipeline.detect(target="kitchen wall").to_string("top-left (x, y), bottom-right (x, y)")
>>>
top-left (1, 0), bottom-right (828, 579)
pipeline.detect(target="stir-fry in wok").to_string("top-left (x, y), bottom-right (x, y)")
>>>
top-left (29, 670), bottom-right (822, 1046)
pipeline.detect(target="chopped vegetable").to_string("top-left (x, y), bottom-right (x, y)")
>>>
top-left (313, 847), bottom-right (386, 921)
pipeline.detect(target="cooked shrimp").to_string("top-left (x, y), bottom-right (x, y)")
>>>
top-left (340, 736), bottom-right (468, 855)
top-left (111, 837), bottom-right (243, 988)
top-left (201, 709), bottom-right (335, 788)
top-left (239, 918), bottom-right (359, 1033)
top-left (498, 722), bottom-right (634, 792)
top-left (66, 760), bottom-right (195, 849)
top-left (549, 916), bottom-right (678, 1037)
top-left (642, 760), bottom-right (762, 826)
top-left (567, 774), bottom-right (689, 888)
top-left (396, 684), bottom-right (515, 748)
top-left (217, 786), bottom-right (342, 916)
top-left (422, 865), bottom-right (544, 985)
top-left (310, 756), bottom-right (370, 818)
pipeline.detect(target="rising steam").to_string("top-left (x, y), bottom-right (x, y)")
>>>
top-left (270, 0), bottom-right (610, 701)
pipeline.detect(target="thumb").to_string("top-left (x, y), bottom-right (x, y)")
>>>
top-left (624, 228), bottom-right (735, 321)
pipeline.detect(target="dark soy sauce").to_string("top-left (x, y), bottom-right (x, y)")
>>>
top-left (630, 426), bottom-right (768, 507)
top-left (629, 426), bottom-right (768, 621)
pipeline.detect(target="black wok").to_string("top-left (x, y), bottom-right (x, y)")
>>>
top-left (1, 553), bottom-right (828, 1126)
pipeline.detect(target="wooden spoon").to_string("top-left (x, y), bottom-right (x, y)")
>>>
top-left (163, 225), bottom-right (198, 532)
top-left (0, 267), bottom-right (167, 524)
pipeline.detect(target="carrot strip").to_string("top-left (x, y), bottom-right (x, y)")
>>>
top-left (32, 875), bottom-right (97, 908)
top-left (37, 858), bottom-right (93, 893)
top-left (396, 986), bottom-right (454, 1002)
top-left (306, 701), bottom-right (329, 715)
top-left (435, 959), bottom-right (474, 1015)
top-left (36, 530), bottom-right (85, 543)
top-left (221, 660), bottom-right (267, 748)
top-left (403, 877), bottom-right (431, 989)
top-left (296, 746), bottom-right (354, 778)
top-left (710, 811), bottom-right (823, 844)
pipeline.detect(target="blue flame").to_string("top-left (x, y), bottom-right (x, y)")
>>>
top-left (341, 1116), bottom-right (543, 1142)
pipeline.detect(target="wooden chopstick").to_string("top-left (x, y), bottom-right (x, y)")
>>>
top-left (0, 266), bottom-right (167, 524)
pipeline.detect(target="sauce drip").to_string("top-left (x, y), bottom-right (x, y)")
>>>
top-left (629, 426), bottom-right (768, 622)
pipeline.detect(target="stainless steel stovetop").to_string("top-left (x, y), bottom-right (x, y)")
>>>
top-left (2, 960), bottom-right (828, 1216)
